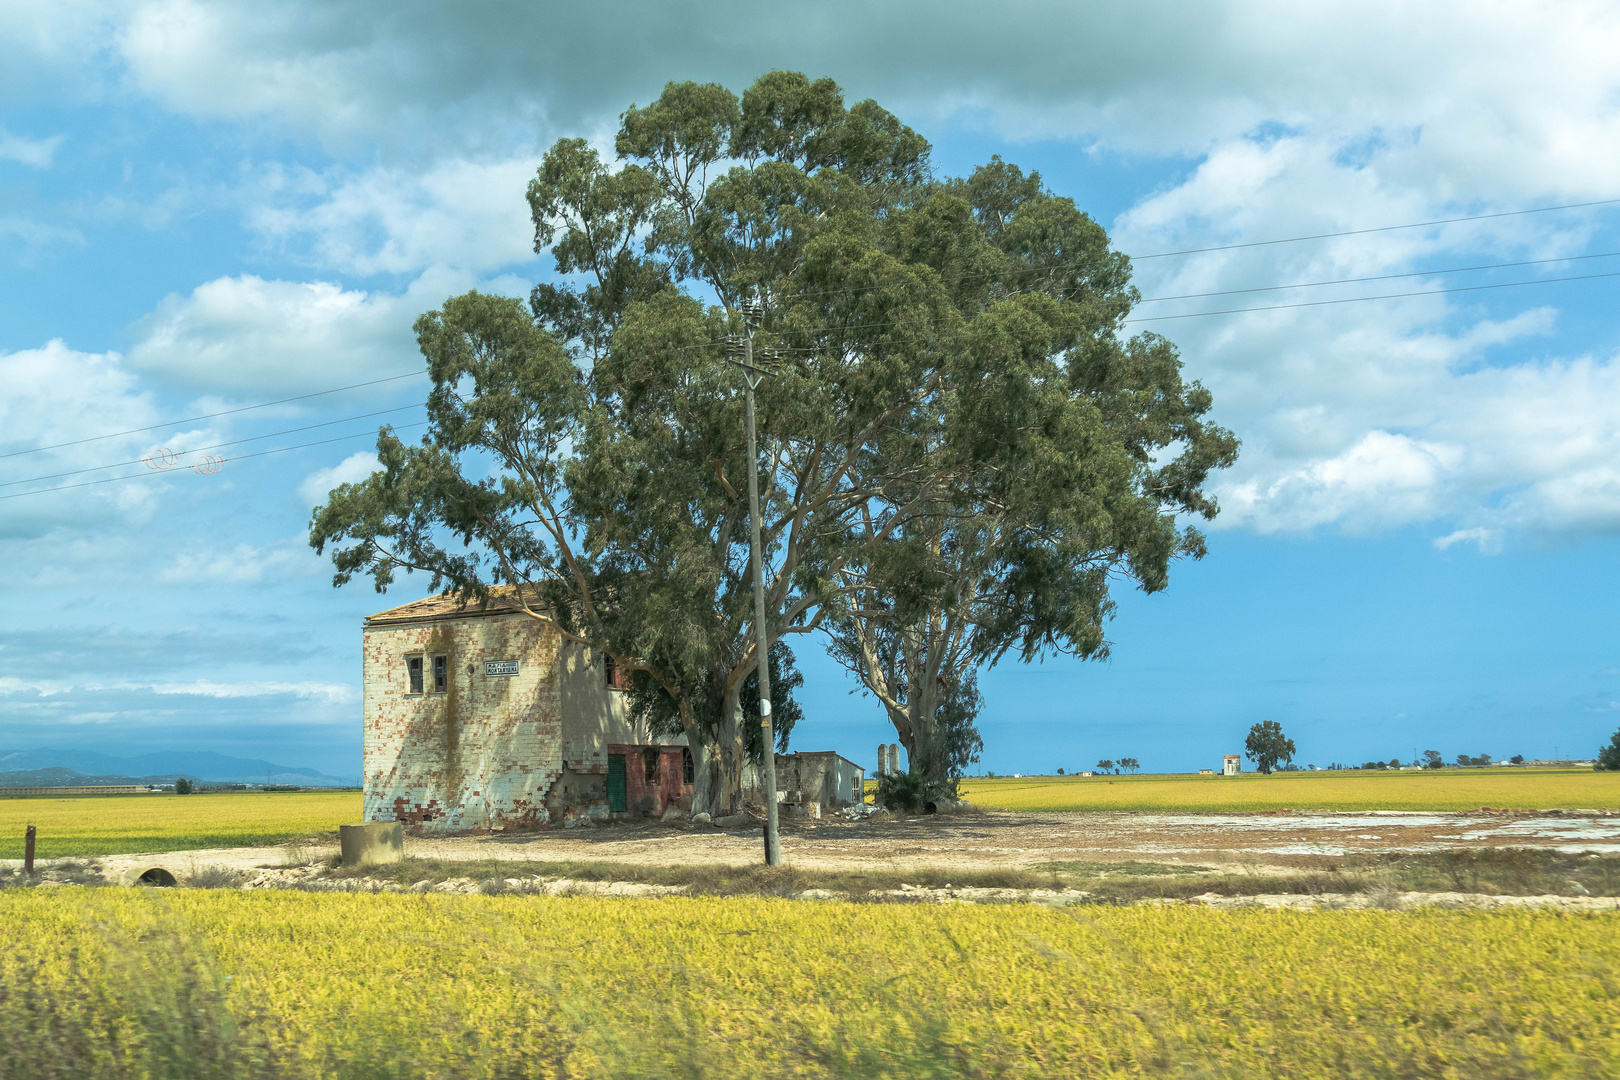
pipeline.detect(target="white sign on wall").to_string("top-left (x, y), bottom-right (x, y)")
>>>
top-left (484, 660), bottom-right (520, 677)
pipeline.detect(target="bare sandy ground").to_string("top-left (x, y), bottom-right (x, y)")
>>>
top-left (53, 807), bottom-right (1620, 882)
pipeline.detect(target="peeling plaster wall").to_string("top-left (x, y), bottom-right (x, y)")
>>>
top-left (362, 613), bottom-right (562, 831)
top-left (557, 643), bottom-right (685, 773)
top-left (746, 752), bottom-right (866, 808)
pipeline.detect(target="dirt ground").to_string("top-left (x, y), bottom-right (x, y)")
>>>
top-left (72, 807), bottom-right (1620, 881)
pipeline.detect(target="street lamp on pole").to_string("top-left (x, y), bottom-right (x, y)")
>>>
top-left (726, 293), bottom-right (783, 866)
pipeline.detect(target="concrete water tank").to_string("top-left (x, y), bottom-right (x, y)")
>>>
top-left (340, 821), bottom-right (405, 866)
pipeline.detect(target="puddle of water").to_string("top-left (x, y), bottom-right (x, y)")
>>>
top-left (1254, 844), bottom-right (1349, 855)
top-left (1552, 843), bottom-right (1620, 853)
top-left (1488, 821), bottom-right (1620, 840)
top-left (1160, 814), bottom-right (1484, 832)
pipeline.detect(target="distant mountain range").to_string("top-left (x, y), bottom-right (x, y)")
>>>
top-left (0, 766), bottom-right (196, 788)
top-left (0, 748), bottom-right (352, 787)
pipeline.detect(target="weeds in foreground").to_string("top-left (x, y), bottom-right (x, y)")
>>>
top-left (0, 859), bottom-right (105, 890)
top-left (185, 866), bottom-right (246, 890)
top-left (17, 849), bottom-right (1620, 907)
top-left (265, 848), bottom-right (1620, 903)
top-left (6, 890), bottom-right (1615, 1079)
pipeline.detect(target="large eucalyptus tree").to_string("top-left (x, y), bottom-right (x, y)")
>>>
top-left (825, 158), bottom-right (1239, 785)
top-left (312, 73), bottom-right (950, 813)
top-left (309, 71), bottom-right (1236, 815)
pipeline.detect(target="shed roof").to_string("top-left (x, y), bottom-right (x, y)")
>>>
top-left (787, 750), bottom-right (865, 773)
top-left (364, 584), bottom-right (552, 627)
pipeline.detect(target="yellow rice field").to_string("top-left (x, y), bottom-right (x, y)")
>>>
top-left (1, 889), bottom-right (1616, 1078)
top-left (0, 790), bottom-right (361, 859)
top-left (959, 766), bottom-right (1620, 813)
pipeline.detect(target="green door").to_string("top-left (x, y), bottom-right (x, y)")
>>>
top-left (606, 754), bottom-right (627, 813)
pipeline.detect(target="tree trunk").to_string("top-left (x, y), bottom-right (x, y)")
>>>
top-left (890, 670), bottom-right (947, 784)
top-left (687, 723), bottom-right (715, 816)
top-left (896, 707), bottom-right (945, 784)
top-left (691, 687), bottom-right (746, 817)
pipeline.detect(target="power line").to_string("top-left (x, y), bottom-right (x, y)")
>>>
top-left (674, 197), bottom-right (1620, 308)
top-left (1130, 197), bottom-right (1620, 260)
top-left (0, 403), bottom-right (425, 489)
top-left (13, 265), bottom-right (1614, 499)
top-left (665, 267), bottom-right (1620, 350)
top-left (0, 422), bottom-right (428, 502)
top-left (1134, 250), bottom-right (1620, 303)
top-left (0, 370), bottom-right (425, 461)
top-left (1122, 269), bottom-right (1620, 323)
top-left (13, 198), bottom-right (1618, 469)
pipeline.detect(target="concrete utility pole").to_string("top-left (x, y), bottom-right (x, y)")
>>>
top-left (729, 294), bottom-right (783, 866)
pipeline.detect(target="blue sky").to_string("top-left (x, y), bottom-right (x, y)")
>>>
top-left (3, 1), bottom-right (1620, 777)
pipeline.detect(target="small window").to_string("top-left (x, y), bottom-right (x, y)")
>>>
top-left (644, 747), bottom-right (660, 784)
top-left (682, 747), bottom-right (694, 785)
top-left (603, 653), bottom-right (630, 691)
top-left (432, 655), bottom-right (448, 693)
top-left (407, 656), bottom-right (424, 694)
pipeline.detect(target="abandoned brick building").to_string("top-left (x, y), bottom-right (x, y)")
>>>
top-left (361, 587), bottom-right (692, 830)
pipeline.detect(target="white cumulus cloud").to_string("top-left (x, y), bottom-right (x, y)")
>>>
top-left (1434, 528), bottom-right (1500, 553)
top-left (157, 538), bottom-right (317, 584)
top-left (0, 340), bottom-right (173, 536)
top-left (298, 450), bottom-right (378, 509)
top-left (126, 271), bottom-right (461, 394)
top-left (249, 157), bottom-right (540, 276)
top-left (0, 127), bottom-right (65, 167)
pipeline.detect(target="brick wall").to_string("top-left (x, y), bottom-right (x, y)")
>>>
top-left (362, 612), bottom-right (562, 831)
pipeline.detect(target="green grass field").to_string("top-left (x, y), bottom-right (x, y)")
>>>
top-left (3, 889), bottom-right (1618, 1078)
top-left (0, 790), bottom-right (361, 859)
top-left (959, 766), bottom-right (1620, 812)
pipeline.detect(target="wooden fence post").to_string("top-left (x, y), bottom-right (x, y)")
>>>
top-left (24, 824), bottom-right (36, 876)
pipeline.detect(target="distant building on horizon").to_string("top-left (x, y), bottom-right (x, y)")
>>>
top-left (1222, 754), bottom-right (1242, 776)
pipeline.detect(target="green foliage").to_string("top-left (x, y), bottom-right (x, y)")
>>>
top-left (307, 70), bottom-right (1236, 810)
top-left (1244, 721), bottom-right (1296, 775)
top-left (1598, 728), bottom-right (1620, 771)
top-left (876, 769), bottom-right (959, 815)
top-left (629, 639), bottom-right (804, 763)
top-left (822, 153), bottom-right (1237, 781)
top-left (174, 778), bottom-right (193, 795)
top-left (935, 671), bottom-right (983, 786)
top-left (1423, 750), bottom-right (1444, 770)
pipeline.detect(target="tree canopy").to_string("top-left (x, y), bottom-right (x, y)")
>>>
top-left (310, 70), bottom-right (1237, 813)
top-left (1245, 721), bottom-right (1296, 775)
top-left (1595, 730), bottom-right (1620, 771)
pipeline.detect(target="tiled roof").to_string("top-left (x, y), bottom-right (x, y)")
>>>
top-left (364, 584), bottom-right (553, 626)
